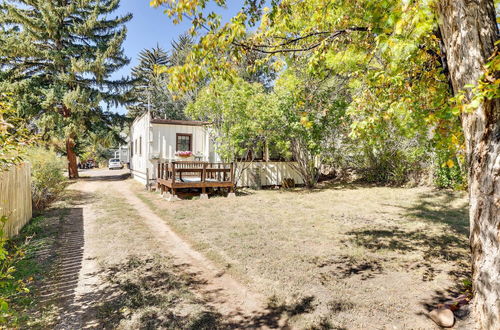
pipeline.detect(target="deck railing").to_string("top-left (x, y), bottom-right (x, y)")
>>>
top-left (157, 161), bottom-right (234, 183)
top-left (156, 161), bottom-right (235, 197)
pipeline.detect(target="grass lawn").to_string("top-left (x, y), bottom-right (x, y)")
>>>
top-left (133, 182), bottom-right (470, 329)
top-left (8, 182), bottom-right (224, 329)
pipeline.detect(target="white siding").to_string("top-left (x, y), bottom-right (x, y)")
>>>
top-left (129, 114), bottom-right (213, 186)
top-left (151, 124), bottom-right (209, 161)
top-left (129, 113), bottom-right (151, 185)
top-left (236, 162), bottom-right (304, 187)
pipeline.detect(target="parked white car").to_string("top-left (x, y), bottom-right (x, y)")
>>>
top-left (108, 158), bottom-right (123, 170)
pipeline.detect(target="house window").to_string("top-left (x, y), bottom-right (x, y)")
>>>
top-left (139, 136), bottom-right (142, 155)
top-left (176, 133), bottom-right (192, 151)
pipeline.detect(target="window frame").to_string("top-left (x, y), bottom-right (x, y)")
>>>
top-left (176, 133), bottom-right (192, 152)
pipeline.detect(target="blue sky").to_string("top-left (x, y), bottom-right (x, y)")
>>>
top-left (108, 0), bottom-right (242, 114)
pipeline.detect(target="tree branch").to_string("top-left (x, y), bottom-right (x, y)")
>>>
top-left (232, 27), bottom-right (369, 54)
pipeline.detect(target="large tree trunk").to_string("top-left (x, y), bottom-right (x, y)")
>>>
top-left (437, 0), bottom-right (499, 328)
top-left (66, 136), bottom-right (79, 179)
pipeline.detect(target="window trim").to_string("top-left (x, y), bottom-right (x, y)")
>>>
top-left (176, 133), bottom-right (192, 152)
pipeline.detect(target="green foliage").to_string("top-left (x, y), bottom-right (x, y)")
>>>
top-left (78, 121), bottom-right (126, 165)
top-left (0, 216), bottom-right (29, 327)
top-left (354, 139), bottom-right (428, 185)
top-left (0, 0), bottom-right (132, 174)
top-left (452, 40), bottom-right (500, 114)
top-left (188, 65), bottom-right (350, 187)
top-left (434, 153), bottom-right (467, 190)
top-left (127, 46), bottom-right (172, 119)
top-left (127, 36), bottom-right (195, 120)
top-left (272, 66), bottom-right (350, 187)
top-left (187, 77), bottom-right (270, 161)
top-left (0, 95), bottom-right (33, 169)
top-left (155, 0), bottom-right (472, 189)
top-left (26, 148), bottom-right (66, 211)
top-left (0, 214), bottom-right (58, 327)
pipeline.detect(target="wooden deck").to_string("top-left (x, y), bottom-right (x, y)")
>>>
top-left (156, 161), bottom-right (235, 199)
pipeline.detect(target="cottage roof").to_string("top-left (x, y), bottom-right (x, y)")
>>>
top-left (150, 118), bottom-right (209, 126)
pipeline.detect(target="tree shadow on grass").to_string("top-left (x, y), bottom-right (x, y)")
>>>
top-left (296, 181), bottom-right (368, 194)
top-left (346, 189), bottom-right (470, 267)
top-left (78, 256), bottom-right (316, 329)
top-left (400, 190), bottom-right (472, 310)
top-left (24, 207), bottom-right (86, 328)
top-left (346, 189), bottom-right (472, 323)
top-left (221, 295), bottom-right (316, 329)
top-left (402, 190), bottom-right (469, 237)
top-left (312, 255), bottom-right (385, 282)
top-left (347, 227), bottom-right (468, 263)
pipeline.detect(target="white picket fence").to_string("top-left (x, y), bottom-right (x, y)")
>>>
top-left (0, 163), bottom-right (32, 238)
top-left (236, 161), bottom-right (304, 188)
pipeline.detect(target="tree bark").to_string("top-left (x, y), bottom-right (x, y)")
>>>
top-left (437, 0), bottom-right (499, 328)
top-left (66, 136), bottom-right (79, 179)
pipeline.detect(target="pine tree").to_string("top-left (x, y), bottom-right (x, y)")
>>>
top-left (126, 45), bottom-right (174, 119)
top-left (170, 34), bottom-right (194, 67)
top-left (0, 0), bottom-right (132, 178)
top-left (127, 35), bottom-right (194, 120)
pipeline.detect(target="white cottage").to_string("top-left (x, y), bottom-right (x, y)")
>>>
top-left (129, 112), bottom-right (217, 185)
top-left (129, 112), bottom-right (305, 189)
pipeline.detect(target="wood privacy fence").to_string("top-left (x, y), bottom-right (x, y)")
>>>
top-left (236, 161), bottom-right (304, 188)
top-left (0, 163), bottom-right (32, 238)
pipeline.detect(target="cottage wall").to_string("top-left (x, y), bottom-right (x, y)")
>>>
top-left (129, 114), bottom-right (214, 186)
top-left (151, 124), bottom-right (209, 161)
top-left (129, 113), bottom-right (151, 185)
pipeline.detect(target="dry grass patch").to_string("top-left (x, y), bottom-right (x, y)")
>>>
top-left (133, 182), bottom-right (470, 329)
top-left (96, 256), bottom-right (223, 329)
top-left (24, 181), bottom-right (228, 329)
top-left (85, 187), bottom-right (225, 329)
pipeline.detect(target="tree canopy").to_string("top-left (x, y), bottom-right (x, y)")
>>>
top-left (0, 0), bottom-right (132, 177)
top-left (153, 1), bottom-right (499, 326)
top-left (127, 35), bottom-right (195, 120)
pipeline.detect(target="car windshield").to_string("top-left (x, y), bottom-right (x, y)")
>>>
top-left (110, 159), bottom-right (120, 162)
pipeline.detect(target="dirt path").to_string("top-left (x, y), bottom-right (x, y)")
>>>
top-left (52, 170), bottom-right (272, 329)
top-left (116, 182), bottom-right (266, 319)
top-left (53, 178), bottom-right (106, 329)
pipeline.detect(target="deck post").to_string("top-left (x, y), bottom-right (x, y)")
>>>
top-left (227, 162), bottom-right (236, 198)
top-left (171, 162), bottom-right (176, 183)
top-left (157, 163), bottom-right (160, 190)
top-left (202, 162), bottom-right (207, 183)
top-left (201, 163), bottom-right (207, 196)
top-left (230, 162), bottom-right (235, 192)
top-left (163, 186), bottom-right (172, 199)
top-left (166, 187), bottom-right (179, 202)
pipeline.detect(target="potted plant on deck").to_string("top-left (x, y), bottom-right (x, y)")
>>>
top-left (175, 151), bottom-right (193, 160)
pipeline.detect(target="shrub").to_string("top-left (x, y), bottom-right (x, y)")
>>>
top-left (0, 215), bottom-right (28, 326)
top-left (352, 139), bottom-right (429, 186)
top-left (26, 148), bottom-right (66, 211)
top-left (434, 154), bottom-right (467, 190)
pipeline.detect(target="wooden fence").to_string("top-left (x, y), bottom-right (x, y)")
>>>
top-left (236, 161), bottom-right (304, 188)
top-left (0, 163), bottom-right (32, 238)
